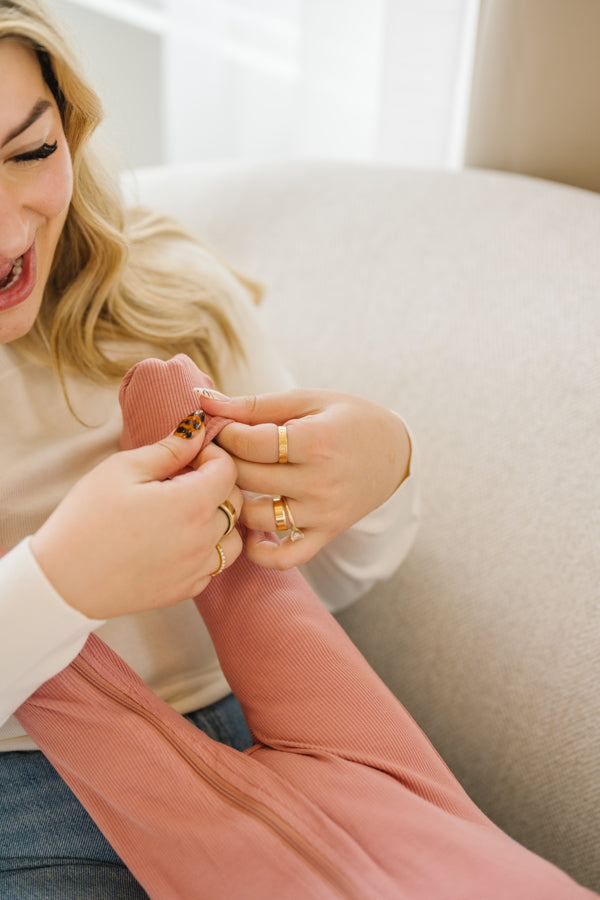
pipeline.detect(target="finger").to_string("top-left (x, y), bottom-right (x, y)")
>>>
top-left (243, 528), bottom-right (320, 569)
top-left (215, 421), bottom-right (302, 465)
top-left (209, 527), bottom-right (243, 575)
top-left (190, 527), bottom-right (243, 595)
top-left (215, 485), bottom-right (244, 538)
top-left (172, 500), bottom-right (244, 594)
top-left (227, 456), bottom-right (302, 496)
top-left (195, 387), bottom-right (325, 426)
top-left (239, 493), bottom-right (305, 536)
top-left (131, 414), bottom-right (206, 482)
top-left (189, 437), bottom-right (233, 471)
top-left (167, 444), bottom-right (238, 514)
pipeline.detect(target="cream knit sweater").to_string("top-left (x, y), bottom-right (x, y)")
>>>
top-left (0, 259), bottom-right (419, 751)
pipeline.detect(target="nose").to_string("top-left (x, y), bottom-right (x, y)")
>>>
top-left (0, 182), bottom-right (34, 261)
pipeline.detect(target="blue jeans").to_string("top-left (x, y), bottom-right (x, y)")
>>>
top-left (0, 693), bottom-right (252, 898)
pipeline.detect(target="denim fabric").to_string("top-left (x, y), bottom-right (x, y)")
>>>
top-left (0, 692), bottom-right (252, 898)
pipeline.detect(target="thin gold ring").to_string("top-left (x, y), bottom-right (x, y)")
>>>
top-left (272, 495), bottom-right (288, 532)
top-left (209, 543), bottom-right (226, 577)
top-left (277, 425), bottom-right (288, 464)
top-left (281, 496), bottom-right (304, 542)
top-left (218, 500), bottom-right (237, 537)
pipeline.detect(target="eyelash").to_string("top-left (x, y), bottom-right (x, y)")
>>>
top-left (12, 140), bottom-right (58, 164)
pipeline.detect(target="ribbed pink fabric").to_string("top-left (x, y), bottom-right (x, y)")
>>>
top-left (14, 355), bottom-right (597, 899)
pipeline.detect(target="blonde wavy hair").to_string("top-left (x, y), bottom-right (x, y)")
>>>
top-left (1, 0), bottom-right (251, 390)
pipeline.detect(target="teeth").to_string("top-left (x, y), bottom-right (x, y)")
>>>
top-left (0, 257), bottom-right (23, 292)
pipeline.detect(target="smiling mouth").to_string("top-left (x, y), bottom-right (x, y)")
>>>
top-left (0, 257), bottom-right (24, 292)
top-left (0, 244), bottom-right (37, 312)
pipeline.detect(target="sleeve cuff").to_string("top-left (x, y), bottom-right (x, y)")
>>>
top-left (0, 538), bottom-right (105, 725)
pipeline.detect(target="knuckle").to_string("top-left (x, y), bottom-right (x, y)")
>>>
top-left (156, 439), bottom-right (181, 464)
top-left (229, 429), bottom-right (254, 461)
top-left (231, 486), bottom-right (244, 514)
top-left (246, 394), bottom-right (260, 418)
top-left (222, 451), bottom-right (238, 484)
top-left (242, 431), bottom-right (258, 460)
top-left (226, 532), bottom-right (243, 563)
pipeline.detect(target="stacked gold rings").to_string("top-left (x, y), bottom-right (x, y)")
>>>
top-left (273, 426), bottom-right (303, 540)
top-left (282, 496), bottom-right (304, 542)
top-left (209, 543), bottom-right (226, 577)
top-left (272, 495), bottom-right (304, 542)
top-left (273, 495), bottom-right (288, 531)
top-left (210, 501), bottom-right (236, 578)
top-left (218, 500), bottom-right (237, 536)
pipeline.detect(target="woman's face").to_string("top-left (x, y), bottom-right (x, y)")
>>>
top-left (0, 38), bottom-right (73, 344)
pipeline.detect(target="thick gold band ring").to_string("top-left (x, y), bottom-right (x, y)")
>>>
top-left (209, 543), bottom-right (226, 577)
top-left (277, 425), bottom-right (288, 464)
top-left (272, 495), bottom-right (288, 531)
top-left (281, 496), bottom-right (304, 542)
top-left (218, 500), bottom-right (237, 537)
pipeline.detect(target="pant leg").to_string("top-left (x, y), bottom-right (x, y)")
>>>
top-left (0, 694), bottom-right (247, 900)
top-left (0, 747), bottom-right (149, 900)
top-left (16, 561), bottom-right (594, 900)
top-left (16, 633), bottom-right (394, 900)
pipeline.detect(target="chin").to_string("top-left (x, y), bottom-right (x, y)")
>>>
top-left (0, 292), bottom-right (44, 345)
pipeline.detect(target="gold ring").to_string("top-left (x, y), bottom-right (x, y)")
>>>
top-left (209, 543), bottom-right (226, 577)
top-left (218, 500), bottom-right (237, 536)
top-left (277, 425), bottom-right (288, 464)
top-left (272, 495), bottom-right (288, 532)
top-left (281, 496), bottom-right (304, 542)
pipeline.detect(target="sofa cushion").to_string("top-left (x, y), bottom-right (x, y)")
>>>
top-left (128, 160), bottom-right (600, 892)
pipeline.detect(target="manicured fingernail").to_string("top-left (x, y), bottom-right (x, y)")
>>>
top-left (173, 410), bottom-right (205, 438)
top-left (193, 387), bottom-right (230, 402)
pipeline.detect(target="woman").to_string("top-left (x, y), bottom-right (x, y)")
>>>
top-left (9, 353), bottom-right (598, 900)
top-left (1, 3), bottom-right (595, 899)
top-left (0, 0), bottom-right (416, 894)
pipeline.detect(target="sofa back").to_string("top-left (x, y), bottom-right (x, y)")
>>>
top-left (127, 160), bottom-right (600, 893)
top-left (465, 0), bottom-right (600, 192)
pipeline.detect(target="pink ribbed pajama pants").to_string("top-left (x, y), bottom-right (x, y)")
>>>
top-left (14, 356), bottom-right (595, 899)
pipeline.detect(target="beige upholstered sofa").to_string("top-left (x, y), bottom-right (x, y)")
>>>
top-left (127, 157), bottom-right (598, 894)
top-left (127, 11), bottom-right (600, 885)
top-left (126, 13), bottom-right (600, 880)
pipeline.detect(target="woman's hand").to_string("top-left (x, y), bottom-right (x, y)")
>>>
top-left (196, 387), bottom-right (411, 568)
top-left (30, 427), bottom-right (243, 620)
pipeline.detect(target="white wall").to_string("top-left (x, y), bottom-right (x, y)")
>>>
top-left (49, 0), bottom-right (165, 167)
top-left (46, 0), bottom-right (479, 171)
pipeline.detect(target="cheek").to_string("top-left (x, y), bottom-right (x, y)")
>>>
top-left (38, 140), bottom-right (73, 223)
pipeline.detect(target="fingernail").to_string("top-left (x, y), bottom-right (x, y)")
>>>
top-left (173, 410), bottom-right (205, 438)
top-left (193, 387), bottom-right (230, 402)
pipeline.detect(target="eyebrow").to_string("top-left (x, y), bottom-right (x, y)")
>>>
top-left (1, 98), bottom-right (52, 148)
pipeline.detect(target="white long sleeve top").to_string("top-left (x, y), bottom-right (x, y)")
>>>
top-left (0, 251), bottom-right (419, 751)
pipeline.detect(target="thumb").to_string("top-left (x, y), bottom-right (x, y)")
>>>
top-left (132, 412), bottom-right (206, 482)
top-left (196, 387), bottom-right (320, 426)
